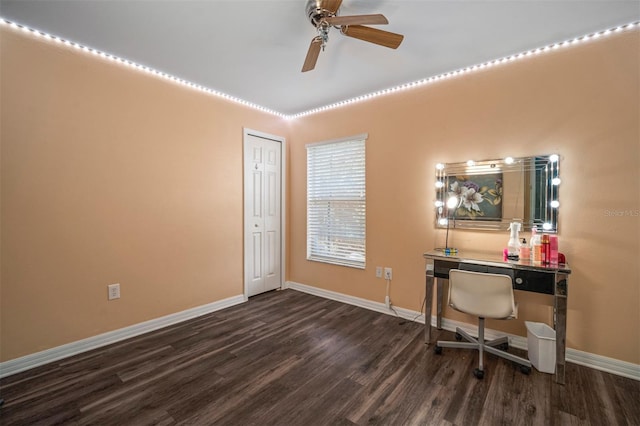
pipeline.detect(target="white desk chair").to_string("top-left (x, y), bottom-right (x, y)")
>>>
top-left (434, 269), bottom-right (532, 379)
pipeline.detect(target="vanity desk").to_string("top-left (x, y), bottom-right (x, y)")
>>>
top-left (423, 250), bottom-right (571, 384)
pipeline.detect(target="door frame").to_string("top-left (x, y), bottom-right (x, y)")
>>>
top-left (242, 128), bottom-right (286, 301)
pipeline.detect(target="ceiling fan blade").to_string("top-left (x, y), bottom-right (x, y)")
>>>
top-left (302, 37), bottom-right (323, 72)
top-left (341, 25), bottom-right (404, 49)
top-left (321, 0), bottom-right (343, 14)
top-left (325, 14), bottom-right (388, 26)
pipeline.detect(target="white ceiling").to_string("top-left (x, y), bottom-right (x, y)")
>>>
top-left (1, 0), bottom-right (639, 115)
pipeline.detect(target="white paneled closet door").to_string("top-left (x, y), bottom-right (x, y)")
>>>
top-left (244, 132), bottom-right (282, 297)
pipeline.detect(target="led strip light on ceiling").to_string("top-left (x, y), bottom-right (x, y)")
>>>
top-left (293, 20), bottom-right (640, 118)
top-left (0, 18), bottom-right (287, 119)
top-left (1, 18), bottom-right (639, 120)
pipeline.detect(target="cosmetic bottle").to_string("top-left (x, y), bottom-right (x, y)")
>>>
top-left (507, 222), bottom-right (522, 260)
top-left (530, 228), bottom-right (542, 264)
top-left (549, 235), bottom-right (559, 264)
top-left (519, 238), bottom-right (530, 260)
top-left (541, 234), bottom-right (551, 264)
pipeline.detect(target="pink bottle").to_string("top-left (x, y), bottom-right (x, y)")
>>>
top-left (549, 235), bottom-right (559, 264)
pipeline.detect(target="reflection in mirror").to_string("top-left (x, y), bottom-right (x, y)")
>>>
top-left (435, 155), bottom-right (560, 233)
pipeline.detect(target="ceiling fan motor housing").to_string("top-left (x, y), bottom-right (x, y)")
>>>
top-left (306, 0), bottom-right (336, 28)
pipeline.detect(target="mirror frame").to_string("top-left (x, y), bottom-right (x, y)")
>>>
top-left (435, 155), bottom-right (560, 233)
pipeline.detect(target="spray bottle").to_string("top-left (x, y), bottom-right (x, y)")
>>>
top-left (507, 221), bottom-right (522, 260)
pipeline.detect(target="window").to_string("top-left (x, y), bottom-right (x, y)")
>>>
top-left (306, 135), bottom-right (366, 269)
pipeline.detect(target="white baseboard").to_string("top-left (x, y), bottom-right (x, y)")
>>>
top-left (285, 281), bottom-right (640, 381)
top-left (0, 294), bottom-right (246, 378)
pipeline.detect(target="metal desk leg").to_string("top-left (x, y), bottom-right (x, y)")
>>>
top-left (555, 273), bottom-right (568, 385)
top-left (425, 263), bottom-right (435, 344)
top-left (437, 278), bottom-right (444, 330)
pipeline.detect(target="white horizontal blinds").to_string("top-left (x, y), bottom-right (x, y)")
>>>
top-left (307, 138), bottom-right (366, 269)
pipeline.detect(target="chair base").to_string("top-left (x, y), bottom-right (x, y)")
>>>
top-left (435, 321), bottom-right (532, 379)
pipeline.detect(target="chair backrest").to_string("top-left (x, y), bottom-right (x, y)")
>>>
top-left (448, 269), bottom-right (516, 319)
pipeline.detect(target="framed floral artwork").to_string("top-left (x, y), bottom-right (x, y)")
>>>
top-left (447, 174), bottom-right (503, 220)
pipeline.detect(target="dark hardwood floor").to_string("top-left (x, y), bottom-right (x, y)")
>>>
top-left (1, 289), bottom-right (638, 425)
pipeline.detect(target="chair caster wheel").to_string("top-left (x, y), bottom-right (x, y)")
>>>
top-left (434, 345), bottom-right (443, 355)
top-left (455, 333), bottom-right (463, 341)
top-left (473, 368), bottom-right (484, 379)
top-left (519, 365), bottom-right (532, 375)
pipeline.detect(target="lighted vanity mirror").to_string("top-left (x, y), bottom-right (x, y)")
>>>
top-left (435, 155), bottom-right (560, 233)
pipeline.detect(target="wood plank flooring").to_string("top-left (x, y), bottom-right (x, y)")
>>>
top-left (1, 289), bottom-right (638, 425)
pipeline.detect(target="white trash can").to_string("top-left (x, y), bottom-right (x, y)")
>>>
top-left (525, 321), bottom-right (556, 374)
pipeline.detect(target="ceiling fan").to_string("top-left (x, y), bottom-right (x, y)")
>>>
top-left (302, 0), bottom-right (404, 72)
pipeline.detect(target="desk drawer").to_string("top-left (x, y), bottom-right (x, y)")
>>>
top-left (432, 260), bottom-right (555, 295)
top-left (434, 260), bottom-right (459, 279)
top-left (513, 270), bottom-right (554, 295)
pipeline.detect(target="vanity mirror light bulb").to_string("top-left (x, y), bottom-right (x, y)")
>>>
top-left (549, 154), bottom-right (559, 163)
top-left (447, 196), bottom-right (459, 209)
top-left (438, 218), bottom-right (449, 226)
top-left (542, 222), bottom-right (553, 231)
top-left (435, 200), bottom-right (444, 207)
top-left (504, 157), bottom-right (515, 164)
top-left (435, 181), bottom-right (444, 188)
top-left (436, 163), bottom-right (445, 170)
top-left (550, 200), bottom-right (560, 208)
top-left (466, 160), bottom-right (476, 166)
top-left (552, 177), bottom-right (562, 185)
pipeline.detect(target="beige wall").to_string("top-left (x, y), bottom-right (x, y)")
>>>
top-left (1, 26), bottom-right (638, 366)
top-left (288, 30), bottom-right (639, 364)
top-left (0, 28), bottom-right (290, 361)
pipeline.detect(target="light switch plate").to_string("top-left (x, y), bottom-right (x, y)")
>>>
top-left (108, 283), bottom-right (120, 300)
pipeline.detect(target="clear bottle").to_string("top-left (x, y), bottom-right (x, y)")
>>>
top-left (530, 228), bottom-right (542, 263)
top-left (507, 222), bottom-right (522, 260)
top-left (529, 228), bottom-right (536, 260)
top-left (519, 238), bottom-right (530, 259)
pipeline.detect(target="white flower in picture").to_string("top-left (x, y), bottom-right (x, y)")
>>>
top-left (461, 187), bottom-right (483, 212)
top-left (449, 180), bottom-right (464, 198)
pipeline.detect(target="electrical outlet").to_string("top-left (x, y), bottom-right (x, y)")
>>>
top-left (108, 283), bottom-right (120, 300)
top-left (375, 266), bottom-right (382, 278)
top-left (384, 267), bottom-right (392, 280)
